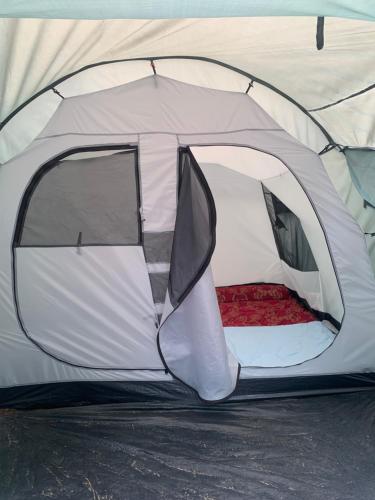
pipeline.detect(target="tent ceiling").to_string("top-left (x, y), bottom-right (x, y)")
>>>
top-left (0, 16), bottom-right (374, 150)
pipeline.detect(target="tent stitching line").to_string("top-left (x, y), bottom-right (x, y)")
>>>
top-left (37, 129), bottom-right (285, 140)
top-left (0, 55), bottom-right (336, 147)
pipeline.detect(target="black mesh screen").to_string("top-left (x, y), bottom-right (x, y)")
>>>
top-left (18, 149), bottom-right (140, 246)
top-left (168, 149), bottom-right (216, 307)
top-left (263, 185), bottom-right (318, 272)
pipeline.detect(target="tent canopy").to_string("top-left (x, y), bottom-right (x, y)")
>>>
top-left (0, 13), bottom-right (374, 150)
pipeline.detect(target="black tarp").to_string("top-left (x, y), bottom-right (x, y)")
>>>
top-left (1, 391), bottom-right (375, 499)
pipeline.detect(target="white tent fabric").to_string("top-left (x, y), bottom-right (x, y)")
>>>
top-left (200, 162), bottom-right (284, 286)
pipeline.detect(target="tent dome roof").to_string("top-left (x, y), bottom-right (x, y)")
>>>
top-left (40, 75), bottom-right (280, 138)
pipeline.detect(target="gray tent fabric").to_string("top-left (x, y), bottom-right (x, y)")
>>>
top-left (0, 74), bottom-right (375, 403)
top-left (263, 186), bottom-right (318, 272)
top-left (344, 148), bottom-right (375, 209)
top-left (19, 150), bottom-right (140, 246)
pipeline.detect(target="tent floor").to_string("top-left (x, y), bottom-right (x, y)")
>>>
top-left (1, 391), bottom-right (375, 499)
top-left (224, 321), bottom-right (334, 367)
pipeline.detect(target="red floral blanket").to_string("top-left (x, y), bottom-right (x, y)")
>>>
top-left (216, 284), bottom-right (316, 327)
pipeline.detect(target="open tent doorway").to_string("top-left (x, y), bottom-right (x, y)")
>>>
top-left (189, 146), bottom-right (343, 368)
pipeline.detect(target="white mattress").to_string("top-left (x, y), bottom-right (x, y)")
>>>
top-left (224, 321), bottom-right (335, 368)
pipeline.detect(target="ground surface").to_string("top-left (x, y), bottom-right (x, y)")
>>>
top-left (1, 391), bottom-right (375, 499)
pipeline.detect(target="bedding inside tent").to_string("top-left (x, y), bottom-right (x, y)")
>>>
top-left (216, 284), bottom-right (317, 327)
top-left (192, 147), bottom-right (339, 367)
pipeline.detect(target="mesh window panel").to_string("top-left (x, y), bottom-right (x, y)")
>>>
top-left (149, 272), bottom-right (170, 305)
top-left (263, 185), bottom-right (318, 272)
top-left (344, 148), bottom-right (375, 209)
top-left (143, 232), bottom-right (174, 263)
top-left (169, 149), bottom-right (216, 307)
top-left (18, 150), bottom-right (140, 246)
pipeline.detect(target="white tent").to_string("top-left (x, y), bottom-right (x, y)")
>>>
top-left (0, 2), bottom-right (375, 405)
